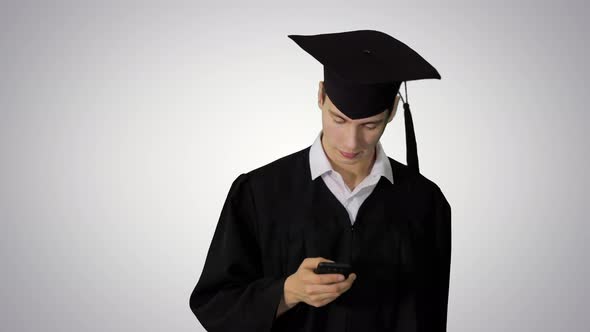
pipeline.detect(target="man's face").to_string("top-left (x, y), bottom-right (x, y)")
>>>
top-left (318, 81), bottom-right (397, 168)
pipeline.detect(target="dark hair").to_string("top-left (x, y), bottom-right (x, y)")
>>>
top-left (320, 88), bottom-right (395, 118)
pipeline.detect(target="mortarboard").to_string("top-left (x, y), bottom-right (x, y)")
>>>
top-left (288, 29), bottom-right (441, 173)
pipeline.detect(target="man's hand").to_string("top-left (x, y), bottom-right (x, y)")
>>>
top-left (284, 257), bottom-right (357, 309)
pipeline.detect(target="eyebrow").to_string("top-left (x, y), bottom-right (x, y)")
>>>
top-left (329, 109), bottom-right (385, 124)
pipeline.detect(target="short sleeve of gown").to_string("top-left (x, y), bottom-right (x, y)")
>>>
top-left (396, 185), bottom-right (452, 332)
top-left (189, 173), bottom-right (286, 331)
top-left (421, 186), bottom-right (452, 331)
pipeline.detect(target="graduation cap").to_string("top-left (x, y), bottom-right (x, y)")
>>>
top-left (288, 29), bottom-right (441, 173)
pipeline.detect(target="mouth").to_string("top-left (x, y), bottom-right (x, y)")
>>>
top-left (339, 150), bottom-right (360, 159)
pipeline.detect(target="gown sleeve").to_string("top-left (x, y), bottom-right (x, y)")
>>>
top-left (422, 187), bottom-right (452, 332)
top-left (189, 173), bottom-right (287, 332)
top-left (396, 185), bottom-right (452, 332)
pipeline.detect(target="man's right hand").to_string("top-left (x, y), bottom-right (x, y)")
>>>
top-left (284, 257), bottom-right (357, 309)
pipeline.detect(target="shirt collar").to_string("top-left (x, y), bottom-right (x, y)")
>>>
top-left (309, 130), bottom-right (394, 184)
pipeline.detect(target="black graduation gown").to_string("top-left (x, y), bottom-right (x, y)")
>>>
top-left (189, 146), bottom-right (452, 332)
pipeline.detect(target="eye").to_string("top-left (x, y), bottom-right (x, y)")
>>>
top-left (365, 124), bottom-right (377, 130)
top-left (333, 117), bottom-right (345, 124)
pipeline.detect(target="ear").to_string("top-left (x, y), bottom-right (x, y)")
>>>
top-left (317, 81), bottom-right (325, 109)
top-left (387, 95), bottom-right (400, 123)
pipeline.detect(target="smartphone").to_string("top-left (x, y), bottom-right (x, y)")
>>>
top-left (313, 262), bottom-right (352, 278)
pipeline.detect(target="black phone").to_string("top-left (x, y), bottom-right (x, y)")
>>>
top-left (313, 262), bottom-right (352, 278)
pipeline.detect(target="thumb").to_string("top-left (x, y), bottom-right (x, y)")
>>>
top-left (302, 257), bottom-right (334, 269)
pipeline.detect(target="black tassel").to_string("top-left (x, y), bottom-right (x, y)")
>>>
top-left (403, 102), bottom-right (419, 173)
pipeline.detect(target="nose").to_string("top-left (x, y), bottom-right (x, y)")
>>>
top-left (343, 125), bottom-right (361, 152)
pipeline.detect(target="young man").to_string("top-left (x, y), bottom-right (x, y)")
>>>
top-left (189, 30), bottom-right (452, 332)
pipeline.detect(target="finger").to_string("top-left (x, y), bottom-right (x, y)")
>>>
top-left (305, 283), bottom-right (346, 295)
top-left (341, 273), bottom-right (357, 290)
top-left (301, 270), bottom-right (322, 284)
top-left (304, 270), bottom-right (352, 285)
top-left (302, 271), bottom-right (345, 284)
top-left (316, 273), bottom-right (345, 284)
top-left (339, 273), bottom-right (356, 286)
top-left (301, 257), bottom-right (334, 269)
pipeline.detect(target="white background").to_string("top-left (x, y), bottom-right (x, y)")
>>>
top-left (1, 1), bottom-right (588, 331)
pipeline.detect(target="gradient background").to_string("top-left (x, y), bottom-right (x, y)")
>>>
top-left (1, 1), bottom-right (588, 331)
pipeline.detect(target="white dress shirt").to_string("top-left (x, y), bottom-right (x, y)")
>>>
top-left (309, 131), bottom-right (394, 225)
